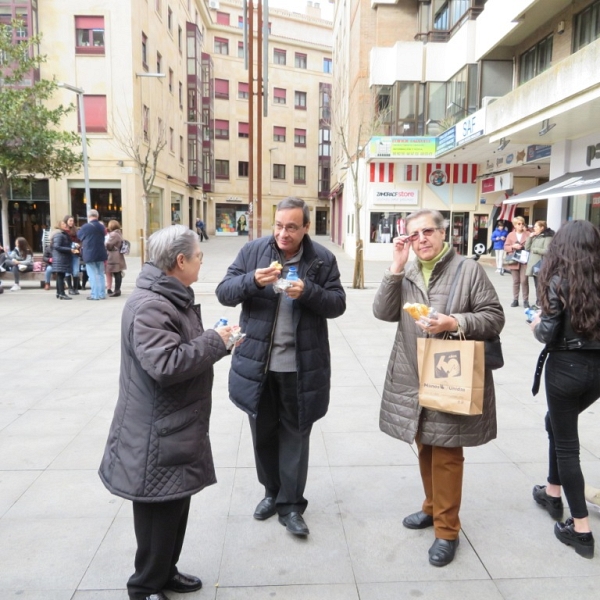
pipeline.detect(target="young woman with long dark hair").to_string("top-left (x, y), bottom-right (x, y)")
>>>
top-left (530, 220), bottom-right (600, 559)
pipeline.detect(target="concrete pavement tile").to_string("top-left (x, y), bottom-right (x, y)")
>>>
top-left (495, 576), bottom-right (600, 599)
top-left (1, 408), bottom-right (97, 437)
top-left (319, 404), bottom-right (380, 433)
top-left (342, 513), bottom-right (489, 583)
top-left (219, 513), bottom-right (353, 587)
top-left (73, 592), bottom-right (130, 600)
top-left (329, 385), bottom-right (381, 407)
top-left (211, 431), bottom-right (242, 468)
top-left (35, 389), bottom-right (117, 412)
top-left (2, 592), bottom-right (74, 600)
top-left (330, 367), bottom-right (374, 387)
top-left (216, 584), bottom-right (359, 600)
top-left (0, 387), bottom-right (51, 410)
top-left (323, 431), bottom-right (418, 466)
top-left (0, 470), bottom-right (42, 517)
top-left (495, 396), bottom-right (543, 430)
top-left (463, 509), bottom-right (600, 579)
top-left (228, 466), bottom-right (268, 516)
top-left (49, 433), bottom-right (108, 470)
top-left (0, 517), bottom-right (113, 589)
top-left (0, 434), bottom-right (76, 469)
top-left (188, 467), bottom-right (234, 518)
top-left (331, 465), bottom-right (424, 515)
top-left (3, 470), bottom-right (123, 519)
top-left (358, 581), bottom-right (504, 600)
top-left (463, 440), bottom-right (511, 464)
top-left (0, 408), bottom-right (21, 431)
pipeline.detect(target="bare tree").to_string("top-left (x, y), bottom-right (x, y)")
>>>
top-left (332, 99), bottom-right (391, 289)
top-left (112, 108), bottom-right (167, 259)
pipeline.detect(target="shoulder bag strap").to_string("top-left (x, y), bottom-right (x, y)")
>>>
top-left (445, 258), bottom-right (466, 315)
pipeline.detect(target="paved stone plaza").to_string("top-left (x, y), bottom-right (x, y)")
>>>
top-left (1, 236), bottom-right (599, 599)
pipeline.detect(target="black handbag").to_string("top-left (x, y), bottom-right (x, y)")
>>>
top-left (446, 259), bottom-right (504, 370)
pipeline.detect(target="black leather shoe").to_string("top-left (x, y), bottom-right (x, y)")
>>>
top-left (533, 484), bottom-right (563, 520)
top-left (253, 496), bottom-right (276, 520)
top-left (555, 518), bottom-right (594, 559)
top-left (523, 300), bottom-right (530, 309)
top-left (164, 571), bottom-right (203, 593)
top-left (278, 511), bottom-right (309, 536)
top-left (510, 300), bottom-right (519, 307)
top-left (428, 537), bottom-right (459, 567)
top-left (402, 510), bottom-right (434, 530)
top-left (139, 594), bottom-right (170, 600)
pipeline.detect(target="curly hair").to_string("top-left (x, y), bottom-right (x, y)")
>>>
top-left (537, 220), bottom-right (600, 340)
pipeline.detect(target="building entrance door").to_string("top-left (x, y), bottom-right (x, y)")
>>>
top-left (315, 209), bottom-right (328, 235)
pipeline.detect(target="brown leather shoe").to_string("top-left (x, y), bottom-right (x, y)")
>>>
top-left (44, 283), bottom-right (50, 291)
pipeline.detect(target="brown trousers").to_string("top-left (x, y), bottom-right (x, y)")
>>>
top-left (417, 438), bottom-right (464, 540)
top-left (511, 263), bottom-right (529, 302)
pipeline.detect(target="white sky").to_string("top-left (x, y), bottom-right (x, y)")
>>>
top-left (266, 0), bottom-right (334, 21)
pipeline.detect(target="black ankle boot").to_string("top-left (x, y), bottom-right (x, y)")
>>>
top-left (555, 518), bottom-right (594, 558)
top-left (57, 293), bottom-right (72, 300)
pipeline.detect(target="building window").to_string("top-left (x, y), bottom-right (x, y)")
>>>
top-left (75, 16), bottom-right (105, 54)
top-left (238, 41), bottom-right (245, 58)
top-left (323, 57), bottom-right (332, 73)
top-left (156, 0), bottom-right (162, 13)
top-left (294, 91), bottom-right (307, 109)
top-left (238, 82), bottom-right (249, 99)
top-left (179, 81), bottom-right (183, 108)
top-left (179, 135), bottom-right (184, 163)
top-left (216, 11), bottom-right (230, 26)
top-left (214, 37), bottom-right (229, 55)
top-left (238, 161), bottom-right (249, 177)
top-left (156, 51), bottom-right (162, 73)
top-left (274, 48), bottom-right (286, 65)
top-left (273, 126), bottom-right (286, 142)
top-left (80, 95), bottom-right (108, 133)
top-left (294, 165), bottom-right (306, 185)
top-left (574, 0), bottom-right (600, 51)
top-left (294, 128), bottom-right (306, 147)
top-left (519, 34), bottom-right (553, 84)
top-left (295, 52), bottom-right (307, 69)
top-left (215, 78), bottom-right (229, 99)
top-left (273, 87), bottom-right (286, 104)
top-left (238, 122), bottom-right (249, 138)
top-left (168, 68), bottom-right (173, 93)
top-left (216, 159), bottom-right (230, 179)
top-left (142, 32), bottom-right (148, 68)
top-left (169, 127), bottom-right (174, 152)
top-left (143, 105), bottom-right (149, 141)
top-left (273, 164), bottom-right (286, 180)
top-left (167, 7), bottom-right (173, 32)
top-left (178, 25), bottom-right (182, 52)
top-left (215, 119), bottom-right (229, 139)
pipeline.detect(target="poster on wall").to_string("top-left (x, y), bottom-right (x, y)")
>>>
top-left (216, 206), bottom-right (238, 236)
top-left (236, 211), bottom-right (249, 235)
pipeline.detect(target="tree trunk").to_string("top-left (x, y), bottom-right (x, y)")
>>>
top-left (353, 239), bottom-right (364, 289)
top-left (142, 191), bottom-right (149, 262)
top-left (1, 179), bottom-right (10, 249)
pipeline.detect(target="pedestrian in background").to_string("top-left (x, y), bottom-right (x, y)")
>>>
top-left (99, 225), bottom-right (232, 600)
top-left (51, 221), bottom-right (75, 301)
top-left (504, 216), bottom-right (530, 308)
top-left (0, 237), bottom-right (34, 291)
top-left (216, 196), bottom-right (346, 537)
top-left (105, 219), bottom-right (127, 297)
top-left (374, 208), bottom-right (504, 567)
top-left (64, 215), bottom-right (81, 295)
top-left (77, 209), bottom-right (108, 300)
top-left (530, 220), bottom-right (600, 560)
top-left (525, 220), bottom-right (554, 307)
top-left (490, 220), bottom-right (507, 275)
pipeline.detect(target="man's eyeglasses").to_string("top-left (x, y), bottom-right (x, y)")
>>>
top-left (274, 223), bottom-right (303, 233)
top-left (404, 227), bottom-right (441, 242)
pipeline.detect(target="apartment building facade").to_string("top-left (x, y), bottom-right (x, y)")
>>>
top-left (1, 0), bottom-right (332, 253)
top-left (331, 0), bottom-right (600, 260)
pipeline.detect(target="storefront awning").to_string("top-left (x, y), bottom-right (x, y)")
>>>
top-left (503, 167), bottom-right (600, 204)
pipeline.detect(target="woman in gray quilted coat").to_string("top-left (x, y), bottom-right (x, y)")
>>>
top-left (374, 209), bottom-right (504, 568)
top-left (99, 225), bottom-right (233, 600)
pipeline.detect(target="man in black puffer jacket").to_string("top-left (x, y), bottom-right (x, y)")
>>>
top-left (216, 197), bottom-right (346, 537)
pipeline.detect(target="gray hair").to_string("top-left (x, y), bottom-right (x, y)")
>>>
top-left (87, 209), bottom-right (99, 219)
top-left (148, 225), bottom-right (200, 272)
top-left (276, 197), bottom-right (310, 226)
top-left (406, 209), bottom-right (447, 230)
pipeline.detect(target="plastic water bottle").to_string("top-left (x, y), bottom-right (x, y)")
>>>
top-left (524, 308), bottom-right (538, 323)
top-left (214, 317), bottom-right (228, 328)
top-left (285, 266), bottom-right (298, 301)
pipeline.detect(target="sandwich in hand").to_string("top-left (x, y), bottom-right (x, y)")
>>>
top-left (403, 302), bottom-right (431, 320)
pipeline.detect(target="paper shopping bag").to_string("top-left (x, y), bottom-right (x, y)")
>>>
top-left (417, 337), bottom-right (485, 416)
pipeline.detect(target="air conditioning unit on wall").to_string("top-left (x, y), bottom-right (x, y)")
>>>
top-left (208, 0), bottom-right (220, 9)
top-left (482, 96), bottom-right (500, 108)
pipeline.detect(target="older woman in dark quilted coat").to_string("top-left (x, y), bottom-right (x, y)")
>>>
top-left (530, 220), bottom-right (600, 560)
top-left (52, 221), bottom-right (75, 300)
top-left (98, 225), bottom-right (233, 600)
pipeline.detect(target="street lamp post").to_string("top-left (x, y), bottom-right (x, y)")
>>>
top-left (58, 82), bottom-right (91, 208)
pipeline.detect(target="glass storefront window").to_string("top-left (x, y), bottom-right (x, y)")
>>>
top-left (171, 193), bottom-right (183, 225)
top-left (567, 195), bottom-right (600, 226)
top-left (216, 203), bottom-right (249, 236)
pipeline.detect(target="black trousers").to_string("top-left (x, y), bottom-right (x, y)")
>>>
top-left (249, 371), bottom-right (311, 515)
top-left (545, 351), bottom-right (600, 518)
top-left (127, 496), bottom-right (191, 599)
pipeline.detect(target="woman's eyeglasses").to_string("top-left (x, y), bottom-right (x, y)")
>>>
top-left (404, 227), bottom-right (440, 242)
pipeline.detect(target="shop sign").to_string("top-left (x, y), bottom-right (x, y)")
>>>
top-left (436, 127), bottom-right (456, 156)
top-left (226, 196), bottom-right (243, 203)
top-left (367, 136), bottom-right (436, 159)
top-left (455, 108), bottom-right (485, 147)
top-left (369, 187), bottom-right (419, 206)
top-left (481, 172), bottom-right (513, 194)
top-left (586, 143), bottom-right (600, 167)
top-left (526, 145), bottom-right (551, 162)
top-left (592, 194), bottom-right (600, 208)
